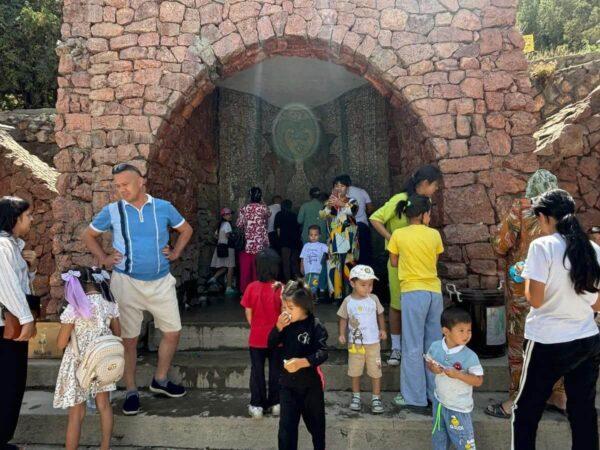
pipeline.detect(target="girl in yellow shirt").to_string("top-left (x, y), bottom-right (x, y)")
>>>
top-left (369, 165), bottom-right (441, 366)
top-left (387, 194), bottom-right (444, 411)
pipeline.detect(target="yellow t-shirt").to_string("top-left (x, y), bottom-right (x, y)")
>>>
top-left (387, 224), bottom-right (444, 294)
top-left (369, 192), bottom-right (409, 249)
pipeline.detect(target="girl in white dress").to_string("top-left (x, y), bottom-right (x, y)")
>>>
top-left (209, 207), bottom-right (237, 295)
top-left (53, 267), bottom-right (121, 450)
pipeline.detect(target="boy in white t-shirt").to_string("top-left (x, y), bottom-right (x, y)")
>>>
top-left (300, 225), bottom-right (328, 297)
top-left (337, 265), bottom-right (387, 414)
top-left (426, 307), bottom-right (484, 450)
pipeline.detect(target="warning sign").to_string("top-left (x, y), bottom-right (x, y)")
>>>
top-left (523, 34), bottom-right (535, 53)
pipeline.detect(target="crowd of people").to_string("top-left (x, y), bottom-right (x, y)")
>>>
top-left (1, 162), bottom-right (600, 450)
top-left (208, 174), bottom-right (376, 305)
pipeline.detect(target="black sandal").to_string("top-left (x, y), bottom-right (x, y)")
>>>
top-left (485, 403), bottom-right (511, 419)
top-left (545, 404), bottom-right (567, 417)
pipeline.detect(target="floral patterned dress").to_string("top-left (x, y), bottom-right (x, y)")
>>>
top-left (320, 198), bottom-right (360, 301)
top-left (53, 294), bottom-right (119, 409)
top-left (236, 203), bottom-right (271, 255)
top-left (493, 198), bottom-right (563, 399)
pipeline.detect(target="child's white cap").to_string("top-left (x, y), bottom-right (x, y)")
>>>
top-left (350, 265), bottom-right (379, 281)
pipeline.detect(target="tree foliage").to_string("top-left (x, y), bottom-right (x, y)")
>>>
top-left (517, 0), bottom-right (600, 52)
top-left (0, 0), bottom-right (61, 109)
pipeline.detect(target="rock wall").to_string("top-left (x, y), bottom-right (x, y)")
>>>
top-left (53, 0), bottom-right (540, 293)
top-left (218, 84), bottom-right (392, 210)
top-left (148, 90), bottom-right (219, 286)
top-left (0, 128), bottom-right (59, 314)
top-left (532, 54), bottom-right (600, 121)
top-left (0, 109), bottom-right (59, 166)
top-left (535, 85), bottom-right (600, 230)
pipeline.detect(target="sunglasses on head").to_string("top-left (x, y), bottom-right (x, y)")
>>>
top-left (112, 163), bottom-right (143, 176)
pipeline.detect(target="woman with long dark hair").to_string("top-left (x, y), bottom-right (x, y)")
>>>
top-left (370, 165), bottom-right (441, 366)
top-left (486, 169), bottom-right (565, 419)
top-left (237, 187), bottom-right (271, 293)
top-left (513, 189), bottom-right (600, 450)
top-left (0, 196), bottom-right (37, 449)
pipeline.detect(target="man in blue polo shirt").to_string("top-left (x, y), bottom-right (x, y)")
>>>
top-left (82, 163), bottom-right (193, 415)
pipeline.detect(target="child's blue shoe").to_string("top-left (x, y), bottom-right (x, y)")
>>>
top-left (122, 392), bottom-right (140, 416)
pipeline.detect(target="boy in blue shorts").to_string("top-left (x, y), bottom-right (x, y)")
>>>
top-left (426, 307), bottom-right (484, 450)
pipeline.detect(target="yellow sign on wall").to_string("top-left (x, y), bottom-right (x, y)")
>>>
top-left (523, 35), bottom-right (535, 53)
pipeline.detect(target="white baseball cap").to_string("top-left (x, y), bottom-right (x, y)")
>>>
top-left (349, 265), bottom-right (379, 281)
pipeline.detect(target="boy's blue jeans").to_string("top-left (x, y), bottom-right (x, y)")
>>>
top-left (432, 398), bottom-right (476, 450)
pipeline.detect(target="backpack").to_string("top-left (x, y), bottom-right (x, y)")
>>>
top-left (72, 331), bottom-right (125, 390)
top-left (228, 226), bottom-right (246, 251)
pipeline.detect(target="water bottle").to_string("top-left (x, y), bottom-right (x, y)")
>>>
top-left (86, 394), bottom-right (96, 411)
top-left (86, 391), bottom-right (112, 411)
top-left (509, 261), bottom-right (525, 283)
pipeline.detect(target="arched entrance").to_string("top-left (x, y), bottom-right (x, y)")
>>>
top-left (144, 38), bottom-right (433, 287)
top-left (52, 0), bottom-right (538, 297)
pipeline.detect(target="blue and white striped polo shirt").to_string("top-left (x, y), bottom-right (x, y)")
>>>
top-left (90, 195), bottom-right (186, 281)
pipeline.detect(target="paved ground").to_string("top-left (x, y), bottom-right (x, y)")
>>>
top-left (15, 390), bottom-right (580, 450)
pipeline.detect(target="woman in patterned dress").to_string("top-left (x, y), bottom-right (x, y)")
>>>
top-left (485, 169), bottom-right (566, 418)
top-left (237, 187), bottom-right (271, 293)
top-left (320, 176), bottom-right (359, 303)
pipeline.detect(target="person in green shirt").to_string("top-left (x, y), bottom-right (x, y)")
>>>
top-left (369, 165), bottom-right (442, 367)
top-left (298, 187), bottom-right (327, 244)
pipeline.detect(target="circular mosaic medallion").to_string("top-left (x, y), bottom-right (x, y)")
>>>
top-left (271, 103), bottom-right (320, 162)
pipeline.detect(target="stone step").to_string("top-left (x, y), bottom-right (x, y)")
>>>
top-left (28, 350), bottom-right (508, 392)
top-left (15, 389), bottom-right (581, 450)
top-left (148, 320), bottom-right (395, 351)
top-left (147, 301), bottom-right (401, 351)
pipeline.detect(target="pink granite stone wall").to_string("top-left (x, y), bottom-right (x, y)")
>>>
top-left (54, 0), bottom-right (539, 292)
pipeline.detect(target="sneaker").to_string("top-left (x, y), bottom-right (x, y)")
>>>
top-left (271, 404), bottom-right (280, 416)
top-left (349, 395), bottom-right (362, 412)
top-left (392, 394), bottom-right (432, 415)
top-left (249, 405), bottom-right (264, 418)
top-left (387, 349), bottom-right (401, 366)
top-left (392, 393), bottom-right (408, 407)
top-left (225, 287), bottom-right (238, 296)
top-left (149, 379), bottom-right (187, 398)
top-left (372, 397), bottom-right (384, 414)
top-left (122, 392), bottom-right (140, 416)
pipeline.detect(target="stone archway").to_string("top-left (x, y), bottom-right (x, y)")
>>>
top-left (52, 0), bottom-right (540, 297)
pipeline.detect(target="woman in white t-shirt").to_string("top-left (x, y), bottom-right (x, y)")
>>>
top-left (513, 189), bottom-right (600, 450)
top-left (209, 208), bottom-right (237, 296)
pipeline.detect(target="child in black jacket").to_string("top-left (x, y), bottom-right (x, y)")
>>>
top-left (268, 279), bottom-right (329, 450)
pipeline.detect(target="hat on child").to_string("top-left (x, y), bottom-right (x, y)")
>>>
top-left (350, 265), bottom-right (379, 281)
top-left (220, 207), bottom-right (233, 216)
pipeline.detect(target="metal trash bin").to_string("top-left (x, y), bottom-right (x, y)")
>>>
top-left (446, 284), bottom-right (506, 359)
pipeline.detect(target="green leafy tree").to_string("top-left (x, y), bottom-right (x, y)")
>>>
top-left (518, 0), bottom-right (600, 52)
top-left (0, 0), bottom-right (61, 109)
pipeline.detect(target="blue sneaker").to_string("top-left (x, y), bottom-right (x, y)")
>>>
top-left (122, 392), bottom-right (140, 416)
top-left (149, 379), bottom-right (187, 398)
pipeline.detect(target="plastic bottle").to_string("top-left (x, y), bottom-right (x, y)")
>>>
top-left (86, 394), bottom-right (96, 411)
top-left (509, 261), bottom-right (525, 283)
